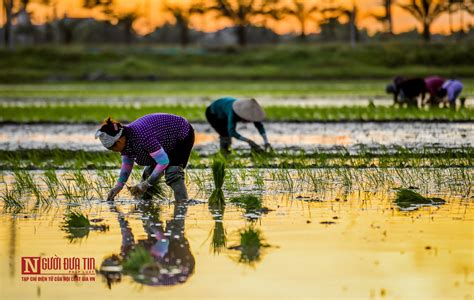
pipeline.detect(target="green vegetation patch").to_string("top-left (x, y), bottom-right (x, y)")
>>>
top-left (1, 104), bottom-right (474, 122)
top-left (394, 188), bottom-right (446, 211)
top-left (1, 43), bottom-right (474, 83)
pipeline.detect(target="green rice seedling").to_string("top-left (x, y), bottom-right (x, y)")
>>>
top-left (394, 188), bottom-right (446, 211)
top-left (0, 183), bottom-right (24, 212)
top-left (249, 169), bottom-right (265, 191)
top-left (122, 245), bottom-right (154, 273)
top-left (14, 170), bottom-right (48, 205)
top-left (229, 225), bottom-right (270, 266)
top-left (42, 169), bottom-right (59, 199)
top-left (13, 169), bottom-right (34, 191)
top-left (230, 195), bottom-right (267, 220)
top-left (72, 170), bottom-right (93, 200)
top-left (208, 154), bottom-right (226, 208)
top-left (224, 170), bottom-right (239, 193)
top-left (57, 178), bottom-right (77, 202)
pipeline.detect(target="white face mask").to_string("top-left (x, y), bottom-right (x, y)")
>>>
top-left (95, 128), bottom-right (123, 148)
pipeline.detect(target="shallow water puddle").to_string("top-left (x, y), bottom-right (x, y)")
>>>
top-left (0, 169), bottom-right (473, 299)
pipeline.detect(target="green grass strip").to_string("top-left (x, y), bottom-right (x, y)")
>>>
top-left (1, 104), bottom-right (474, 122)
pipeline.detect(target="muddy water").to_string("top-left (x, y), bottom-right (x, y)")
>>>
top-left (0, 169), bottom-right (473, 299)
top-left (1, 122), bottom-right (473, 153)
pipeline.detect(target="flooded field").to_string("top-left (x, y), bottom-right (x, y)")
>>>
top-left (1, 122), bottom-right (473, 153)
top-left (0, 167), bottom-right (473, 299)
top-left (1, 111), bottom-right (473, 299)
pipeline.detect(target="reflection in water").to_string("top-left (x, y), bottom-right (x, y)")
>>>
top-left (9, 217), bottom-right (16, 278)
top-left (208, 199), bottom-right (273, 267)
top-left (209, 207), bottom-right (227, 255)
top-left (61, 210), bottom-right (109, 243)
top-left (228, 225), bottom-right (271, 267)
top-left (99, 201), bottom-right (195, 288)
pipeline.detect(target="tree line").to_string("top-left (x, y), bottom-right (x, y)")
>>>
top-left (2, 0), bottom-right (473, 48)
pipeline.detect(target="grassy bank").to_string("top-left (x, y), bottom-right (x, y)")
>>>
top-left (0, 43), bottom-right (473, 83)
top-left (1, 103), bottom-right (473, 123)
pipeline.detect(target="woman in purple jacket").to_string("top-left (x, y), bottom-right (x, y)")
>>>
top-left (95, 114), bottom-right (195, 202)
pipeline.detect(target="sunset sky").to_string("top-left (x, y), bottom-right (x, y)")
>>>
top-left (2, 0), bottom-right (473, 36)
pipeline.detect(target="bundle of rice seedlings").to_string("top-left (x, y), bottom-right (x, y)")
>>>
top-left (230, 195), bottom-right (262, 211)
top-left (209, 154), bottom-right (226, 208)
top-left (230, 194), bottom-right (269, 219)
top-left (209, 207), bottom-right (227, 254)
top-left (395, 188), bottom-right (446, 211)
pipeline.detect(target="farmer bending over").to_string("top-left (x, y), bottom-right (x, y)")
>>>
top-left (437, 79), bottom-right (464, 109)
top-left (386, 76), bottom-right (426, 107)
top-left (95, 114), bottom-right (195, 201)
top-left (423, 75), bottom-right (445, 107)
top-left (206, 97), bottom-right (271, 154)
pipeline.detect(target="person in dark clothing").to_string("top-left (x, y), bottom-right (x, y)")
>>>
top-left (386, 76), bottom-right (426, 107)
top-left (205, 97), bottom-right (271, 154)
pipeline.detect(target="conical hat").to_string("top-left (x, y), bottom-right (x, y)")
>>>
top-left (232, 99), bottom-right (265, 122)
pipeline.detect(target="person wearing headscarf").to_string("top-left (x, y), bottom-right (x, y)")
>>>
top-left (437, 79), bottom-right (464, 109)
top-left (205, 97), bottom-right (271, 154)
top-left (95, 113), bottom-right (194, 202)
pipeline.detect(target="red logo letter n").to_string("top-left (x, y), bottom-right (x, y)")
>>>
top-left (21, 257), bottom-right (41, 274)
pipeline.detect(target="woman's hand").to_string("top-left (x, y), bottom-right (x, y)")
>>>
top-left (128, 181), bottom-right (152, 199)
top-left (107, 185), bottom-right (123, 201)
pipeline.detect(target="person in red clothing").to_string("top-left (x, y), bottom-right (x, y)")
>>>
top-left (423, 76), bottom-right (445, 107)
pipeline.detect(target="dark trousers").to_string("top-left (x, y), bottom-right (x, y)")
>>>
top-left (205, 107), bottom-right (229, 137)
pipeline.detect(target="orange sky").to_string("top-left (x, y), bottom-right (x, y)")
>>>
top-left (3, 0), bottom-right (473, 36)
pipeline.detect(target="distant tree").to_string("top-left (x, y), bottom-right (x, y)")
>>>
top-left (115, 10), bottom-right (139, 44)
top-left (163, 0), bottom-right (205, 46)
top-left (36, 0), bottom-right (58, 21)
top-left (2, 0), bottom-right (14, 47)
top-left (398, 0), bottom-right (448, 41)
top-left (322, 1), bottom-right (362, 47)
top-left (207, 0), bottom-right (281, 47)
top-left (282, 0), bottom-right (319, 40)
top-left (83, 0), bottom-right (139, 44)
top-left (447, 0), bottom-right (474, 34)
top-left (83, 0), bottom-right (114, 18)
top-left (370, 0), bottom-right (395, 35)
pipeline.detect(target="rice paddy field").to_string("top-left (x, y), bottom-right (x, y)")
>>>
top-left (1, 81), bottom-right (473, 300)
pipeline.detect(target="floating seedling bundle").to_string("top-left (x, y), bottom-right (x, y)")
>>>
top-left (394, 188), bottom-right (446, 211)
top-left (209, 154), bottom-right (226, 208)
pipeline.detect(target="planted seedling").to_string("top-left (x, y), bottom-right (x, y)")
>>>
top-left (394, 188), bottom-right (446, 211)
top-left (208, 154), bottom-right (226, 208)
top-left (0, 183), bottom-right (24, 212)
top-left (230, 195), bottom-right (270, 220)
